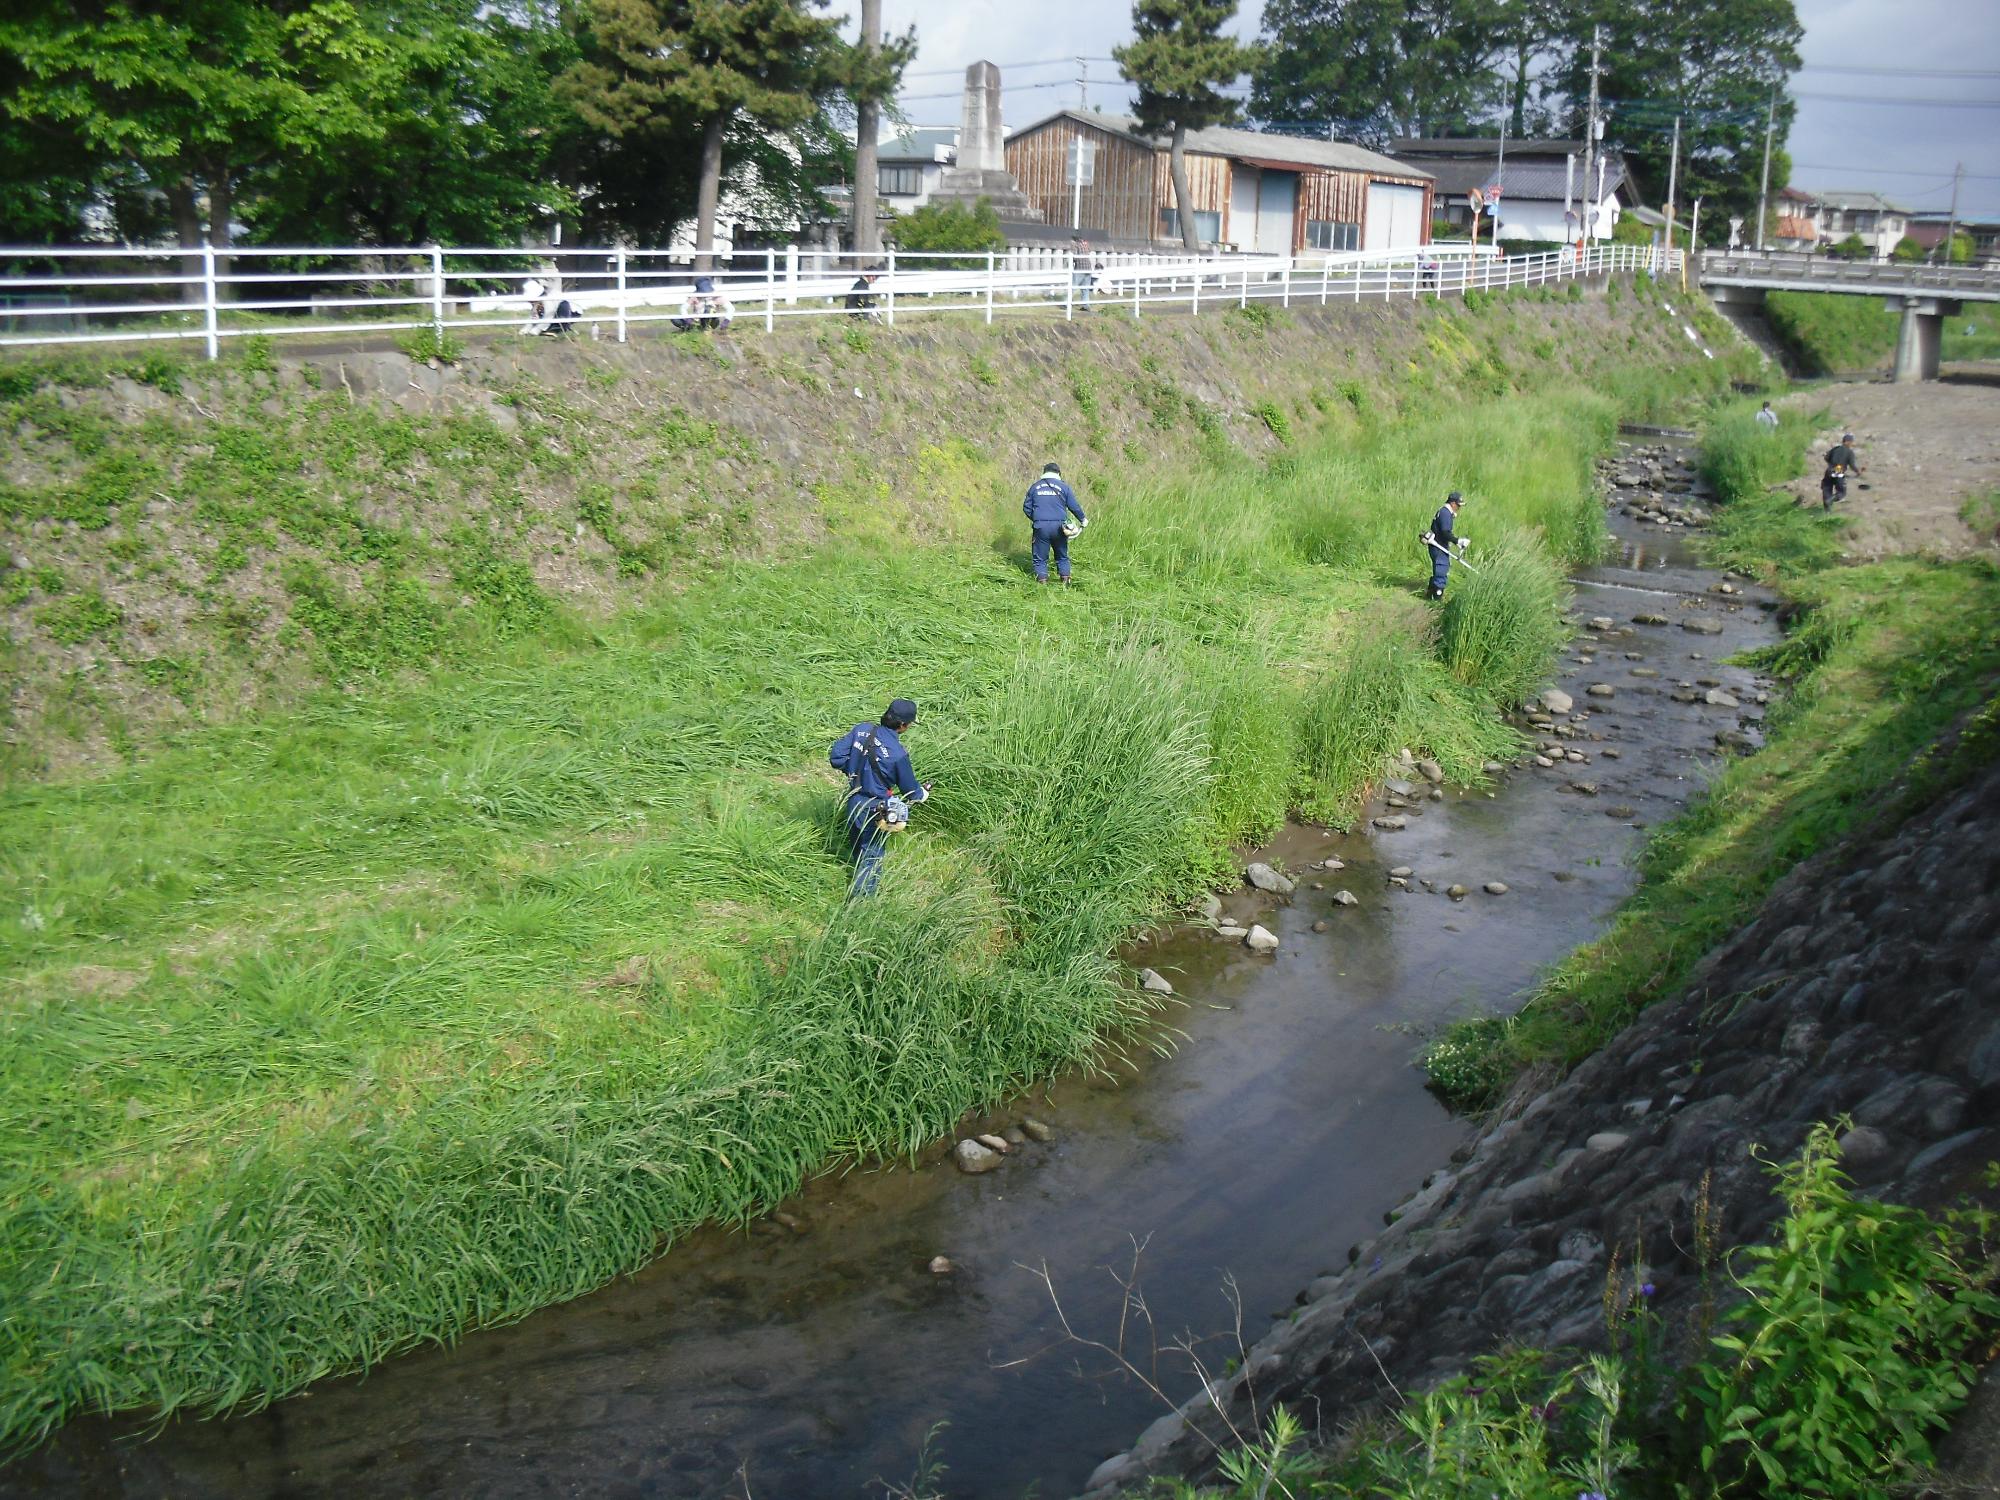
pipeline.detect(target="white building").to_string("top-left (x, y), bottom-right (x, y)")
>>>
top-left (1390, 138), bottom-right (1639, 244)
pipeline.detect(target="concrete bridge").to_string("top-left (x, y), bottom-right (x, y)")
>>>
top-left (1698, 250), bottom-right (2000, 381)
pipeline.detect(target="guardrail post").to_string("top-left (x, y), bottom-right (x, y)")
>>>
top-left (885, 247), bottom-right (896, 326)
top-left (1132, 263), bottom-right (1141, 322)
top-left (785, 244), bottom-right (798, 306)
top-left (1239, 265), bottom-right (1248, 308)
top-left (763, 248), bottom-right (775, 333)
top-left (615, 248), bottom-right (629, 342)
top-left (985, 251), bottom-right (995, 324)
top-left (429, 246), bottom-right (445, 348)
top-left (1064, 249), bottom-right (1075, 321)
top-left (201, 245), bottom-right (219, 360)
top-left (1320, 258), bottom-right (1329, 304)
top-left (1191, 265), bottom-right (1200, 316)
top-left (1281, 258), bottom-right (1291, 307)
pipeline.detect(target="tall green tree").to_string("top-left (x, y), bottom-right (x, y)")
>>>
top-left (559, 0), bottom-right (843, 268)
top-left (1250, 0), bottom-right (1504, 144)
top-left (1115, 0), bottom-right (1261, 253)
top-left (0, 0), bottom-right (396, 291)
top-left (244, 0), bottom-right (577, 248)
top-left (1548, 0), bottom-right (1800, 227)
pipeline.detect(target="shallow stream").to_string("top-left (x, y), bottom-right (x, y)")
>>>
top-left (4, 446), bottom-right (1784, 1500)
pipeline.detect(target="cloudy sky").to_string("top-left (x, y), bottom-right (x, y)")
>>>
top-left (866, 0), bottom-right (2000, 220)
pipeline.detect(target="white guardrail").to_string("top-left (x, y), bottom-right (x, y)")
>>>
top-left (0, 242), bottom-right (1683, 358)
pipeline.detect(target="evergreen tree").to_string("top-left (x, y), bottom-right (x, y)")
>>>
top-left (1250, 0), bottom-right (1504, 144)
top-left (1114, 0), bottom-right (1261, 253)
top-left (559, 0), bottom-right (843, 267)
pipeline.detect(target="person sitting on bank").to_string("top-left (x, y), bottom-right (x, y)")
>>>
top-left (846, 269), bottom-right (881, 320)
top-left (1023, 461), bottom-right (1088, 584)
top-left (1821, 431), bottom-right (1862, 511)
top-left (829, 699), bottom-right (928, 897)
top-left (1423, 490), bottom-right (1469, 601)
top-left (673, 276), bottom-right (734, 333)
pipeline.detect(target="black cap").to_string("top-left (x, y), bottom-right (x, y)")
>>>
top-left (1447, 490), bottom-right (1464, 504)
top-left (1043, 462), bottom-right (1061, 475)
top-left (884, 698), bottom-right (918, 727)
top-left (1842, 432), bottom-right (1855, 441)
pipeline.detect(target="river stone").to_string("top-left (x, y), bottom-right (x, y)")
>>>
top-left (1705, 688), bottom-right (1740, 707)
top-left (1716, 729), bottom-right (1756, 751)
top-left (1630, 666), bottom-right (1660, 678)
top-left (1331, 890), bottom-right (1360, 907)
top-left (1682, 617), bottom-right (1724, 635)
top-left (1836, 1125), bottom-right (1891, 1168)
top-left (1586, 1131), bottom-right (1630, 1152)
top-left (1417, 758), bottom-right (1444, 783)
top-left (1569, 781), bottom-right (1599, 796)
top-left (1602, 747), bottom-right (1621, 758)
top-left (1589, 616), bottom-right (1614, 631)
top-left (1245, 862), bottom-right (1295, 895)
top-left (1311, 919), bottom-right (1330, 932)
top-left (1389, 866), bottom-right (1413, 878)
top-left (1385, 777), bottom-right (1415, 797)
top-left (976, 1133), bottom-right (1011, 1154)
top-left (1138, 967), bottom-right (1175, 995)
top-left (1020, 1117), bottom-right (1054, 1142)
top-left (1217, 924), bottom-right (1249, 939)
top-left (1196, 893), bottom-right (1223, 921)
top-left (1484, 881), bottom-right (1509, 895)
top-left (1447, 884), bottom-right (1469, 900)
top-left (1483, 760), bottom-right (1505, 773)
top-left (1566, 750), bottom-right (1587, 763)
top-left (1586, 683), bottom-right (1615, 698)
top-left (1607, 805), bottom-right (1636, 818)
top-left (928, 1255), bottom-right (955, 1274)
top-left (1539, 688), bottom-right (1574, 714)
top-left (954, 1139), bottom-right (1002, 1174)
top-left (1372, 815), bottom-right (1408, 831)
top-left (1533, 755), bottom-right (1555, 768)
top-left (1633, 612), bottom-right (1670, 626)
top-left (1244, 924), bottom-right (1280, 952)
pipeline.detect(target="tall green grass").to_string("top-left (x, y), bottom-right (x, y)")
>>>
top-left (0, 374), bottom-right (1653, 1447)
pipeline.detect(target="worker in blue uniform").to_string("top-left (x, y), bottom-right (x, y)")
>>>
top-left (1023, 461), bottom-right (1088, 584)
top-left (1423, 490), bottom-right (1468, 600)
top-left (829, 698), bottom-right (928, 896)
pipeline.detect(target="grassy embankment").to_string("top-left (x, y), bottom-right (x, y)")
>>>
top-left (1765, 288), bottom-right (2000, 375)
top-left (1423, 396), bottom-right (2000, 1106)
top-left (0, 282), bottom-right (1738, 1449)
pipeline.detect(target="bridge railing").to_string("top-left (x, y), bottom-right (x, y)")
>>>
top-left (0, 240), bottom-right (1681, 358)
top-left (1699, 250), bottom-right (2000, 296)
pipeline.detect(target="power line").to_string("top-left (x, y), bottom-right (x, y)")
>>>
top-left (1798, 63), bottom-right (2000, 79)
top-left (1791, 91), bottom-right (2000, 107)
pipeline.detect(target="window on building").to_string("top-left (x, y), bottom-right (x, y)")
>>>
top-left (1305, 219), bottom-right (1360, 252)
top-left (878, 164), bottom-right (923, 197)
top-left (1159, 207), bottom-right (1221, 243)
top-left (1853, 211), bottom-right (1876, 232)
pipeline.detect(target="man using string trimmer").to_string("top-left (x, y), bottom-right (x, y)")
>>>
top-left (1421, 490), bottom-right (1473, 601)
top-left (829, 698), bottom-right (929, 897)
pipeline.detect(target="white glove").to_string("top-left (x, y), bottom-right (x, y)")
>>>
top-left (1080, 516), bottom-right (1090, 529)
top-left (1457, 537), bottom-right (1469, 553)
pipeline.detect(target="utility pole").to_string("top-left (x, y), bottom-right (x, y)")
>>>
top-left (1755, 84), bottom-right (1776, 253)
top-left (851, 0), bottom-right (882, 256)
top-left (1581, 25), bottom-right (1603, 246)
top-left (1076, 56), bottom-right (1088, 111)
top-left (1664, 114), bottom-right (1680, 253)
top-left (1944, 160), bottom-right (1963, 262)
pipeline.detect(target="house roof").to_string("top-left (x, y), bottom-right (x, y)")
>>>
top-left (1012, 110), bottom-right (1431, 180)
top-left (877, 127), bottom-right (957, 164)
top-left (1391, 137), bottom-right (1588, 158)
top-left (1411, 154), bottom-right (1629, 205)
top-left (1797, 189), bottom-right (1911, 214)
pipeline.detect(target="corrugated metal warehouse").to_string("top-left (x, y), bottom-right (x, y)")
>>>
top-left (1005, 110), bottom-right (1434, 252)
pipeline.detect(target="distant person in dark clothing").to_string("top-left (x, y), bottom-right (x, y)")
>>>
top-left (1821, 432), bottom-right (1861, 510)
top-left (846, 270), bottom-right (880, 320)
top-left (829, 698), bottom-right (928, 896)
top-left (1022, 461), bottom-right (1088, 583)
top-left (1423, 490), bottom-right (1468, 600)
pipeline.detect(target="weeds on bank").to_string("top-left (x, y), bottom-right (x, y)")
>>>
top-left (1157, 1123), bottom-right (1999, 1500)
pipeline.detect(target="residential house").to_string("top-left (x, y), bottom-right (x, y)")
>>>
top-left (1003, 110), bottom-right (1433, 252)
top-left (1778, 190), bottom-right (1910, 258)
top-left (1773, 186), bottom-right (1818, 250)
top-left (1388, 138), bottom-right (1637, 244)
top-left (1904, 213), bottom-right (2000, 265)
top-left (872, 127), bottom-right (961, 213)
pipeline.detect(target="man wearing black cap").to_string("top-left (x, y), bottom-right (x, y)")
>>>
top-left (1821, 432), bottom-right (1861, 511)
top-left (1023, 461), bottom-right (1088, 584)
top-left (1424, 491), bottom-right (1468, 600)
top-left (829, 698), bottom-right (928, 896)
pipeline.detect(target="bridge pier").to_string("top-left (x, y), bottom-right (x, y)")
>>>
top-left (1890, 296), bottom-right (1955, 383)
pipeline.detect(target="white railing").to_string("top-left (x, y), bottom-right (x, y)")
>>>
top-left (1698, 249), bottom-right (2000, 298)
top-left (0, 242), bottom-right (1683, 357)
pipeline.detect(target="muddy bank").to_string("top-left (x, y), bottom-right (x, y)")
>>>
top-left (0, 453), bottom-right (1784, 1500)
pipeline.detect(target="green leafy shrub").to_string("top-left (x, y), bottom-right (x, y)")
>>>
top-left (886, 197), bottom-right (1006, 267)
top-left (394, 326), bottom-right (466, 365)
top-left (1684, 1121), bottom-right (2000, 1494)
top-left (1250, 399), bottom-right (1289, 443)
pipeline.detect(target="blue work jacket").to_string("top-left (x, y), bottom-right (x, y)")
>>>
top-left (1024, 476), bottom-right (1087, 528)
top-left (830, 722), bottom-right (924, 805)
top-left (1431, 504), bottom-right (1460, 545)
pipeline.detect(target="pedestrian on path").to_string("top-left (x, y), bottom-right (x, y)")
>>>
top-left (1023, 462), bottom-right (1088, 584)
top-left (1821, 432), bottom-right (1862, 510)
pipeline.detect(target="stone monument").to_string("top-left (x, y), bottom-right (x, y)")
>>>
top-left (928, 61), bottom-right (1043, 222)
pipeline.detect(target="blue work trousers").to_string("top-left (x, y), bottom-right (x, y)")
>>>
top-left (844, 796), bottom-right (890, 897)
top-left (1429, 547), bottom-right (1451, 595)
top-left (1031, 524), bottom-right (1071, 581)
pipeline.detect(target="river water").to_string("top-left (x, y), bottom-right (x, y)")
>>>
top-left (4, 449), bottom-right (1783, 1500)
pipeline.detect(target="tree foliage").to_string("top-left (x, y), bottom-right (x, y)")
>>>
top-left (885, 198), bottom-right (1006, 266)
top-left (1115, 0), bottom-right (1261, 251)
top-left (1251, 0), bottom-right (1506, 143)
